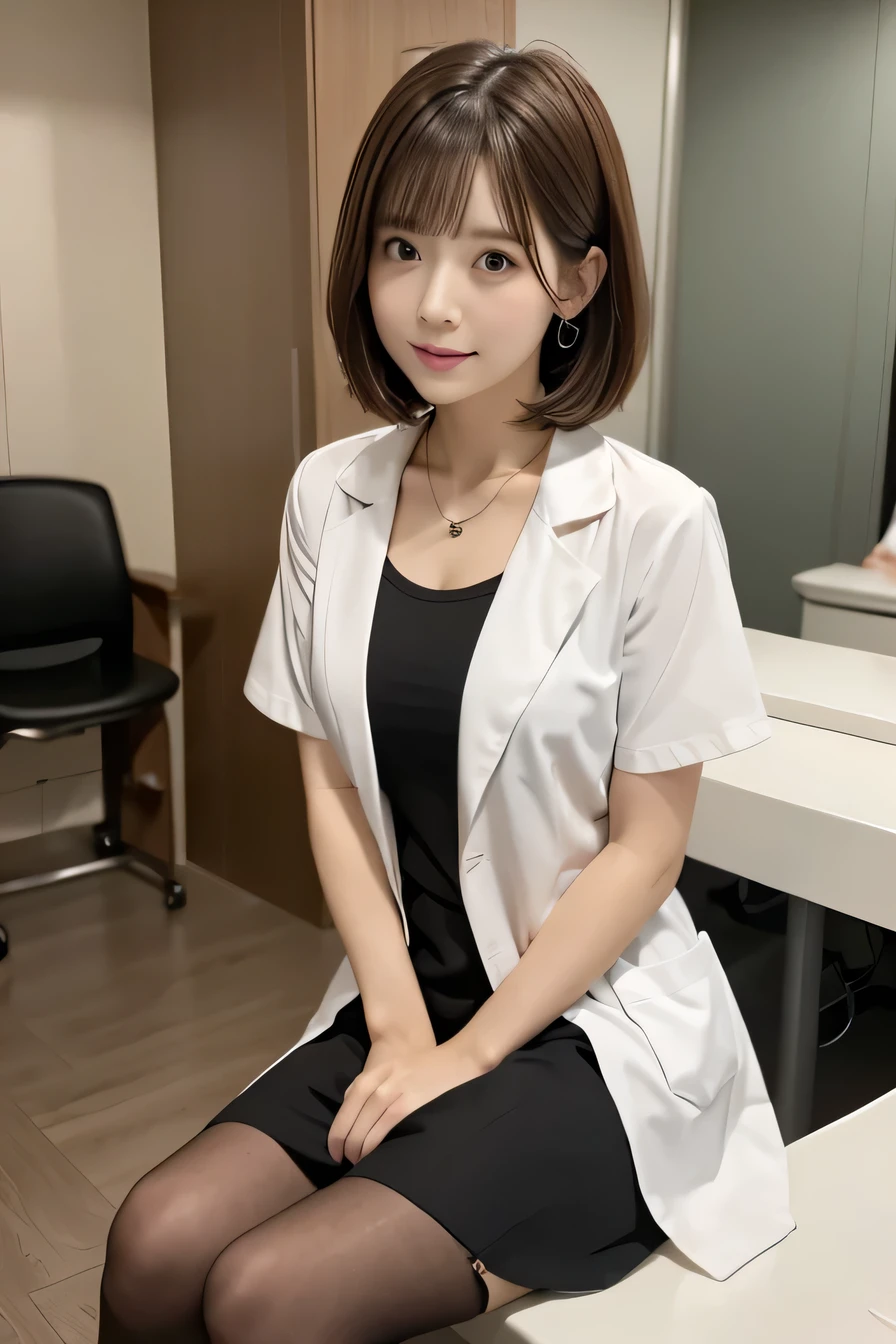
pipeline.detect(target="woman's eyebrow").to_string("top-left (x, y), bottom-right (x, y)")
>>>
top-left (461, 226), bottom-right (520, 243)
top-left (373, 220), bottom-right (519, 244)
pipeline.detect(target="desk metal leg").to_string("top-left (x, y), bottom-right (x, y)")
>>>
top-left (775, 896), bottom-right (825, 1144)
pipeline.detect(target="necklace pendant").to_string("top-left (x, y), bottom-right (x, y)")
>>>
top-left (448, 522), bottom-right (463, 538)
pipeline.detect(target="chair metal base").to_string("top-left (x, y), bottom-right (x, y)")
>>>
top-left (0, 844), bottom-right (186, 908)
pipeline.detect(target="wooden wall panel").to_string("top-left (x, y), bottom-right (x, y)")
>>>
top-left (148, 0), bottom-right (323, 921)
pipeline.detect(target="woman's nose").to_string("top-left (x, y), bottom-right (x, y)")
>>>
top-left (417, 266), bottom-right (462, 328)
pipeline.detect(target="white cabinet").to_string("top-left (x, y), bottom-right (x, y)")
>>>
top-left (0, 733), bottom-right (103, 842)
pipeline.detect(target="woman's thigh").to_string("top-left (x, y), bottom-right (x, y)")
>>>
top-left (102, 1121), bottom-right (316, 1331)
top-left (201, 1174), bottom-right (532, 1344)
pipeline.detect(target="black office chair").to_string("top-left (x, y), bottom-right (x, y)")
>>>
top-left (0, 479), bottom-right (186, 962)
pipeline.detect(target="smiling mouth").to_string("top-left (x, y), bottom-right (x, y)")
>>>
top-left (409, 343), bottom-right (476, 367)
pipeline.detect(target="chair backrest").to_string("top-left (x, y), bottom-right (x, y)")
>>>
top-left (0, 478), bottom-right (133, 662)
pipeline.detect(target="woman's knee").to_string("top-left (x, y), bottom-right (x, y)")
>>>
top-left (202, 1233), bottom-right (283, 1344)
top-left (102, 1172), bottom-right (214, 1332)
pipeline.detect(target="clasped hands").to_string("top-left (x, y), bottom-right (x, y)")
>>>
top-left (327, 1028), bottom-right (488, 1166)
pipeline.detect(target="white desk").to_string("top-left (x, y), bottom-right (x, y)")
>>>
top-left (792, 562), bottom-right (896, 617)
top-left (746, 626), bottom-right (896, 744)
top-left (792, 562), bottom-right (896, 656)
top-left (687, 630), bottom-right (896, 1142)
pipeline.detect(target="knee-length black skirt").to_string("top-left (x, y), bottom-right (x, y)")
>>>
top-left (203, 988), bottom-right (666, 1293)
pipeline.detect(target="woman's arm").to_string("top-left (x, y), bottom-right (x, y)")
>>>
top-left (298, 732), bottom-right (434, 1047)
top-left (450, 761), bottom-right (704, 1072)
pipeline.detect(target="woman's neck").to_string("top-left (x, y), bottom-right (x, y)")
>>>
top-left (419, 376), bottom-right (553, 492)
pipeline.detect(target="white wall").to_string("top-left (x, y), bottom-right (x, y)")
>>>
top-left (0, 0), bottom-right (175, 574)
top-left (516, 0), bottom-right (674, 451)
top-left (0, 0), bottom-right (175, 841)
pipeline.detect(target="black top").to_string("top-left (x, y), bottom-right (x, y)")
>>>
top-left (366, 553), bottom-right (503, 1034)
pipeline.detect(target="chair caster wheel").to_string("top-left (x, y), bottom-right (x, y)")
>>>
top-left (94, 825), bottom-right (124, 857)
top-left (165, 881), bottom-right (187, 910)
top-left (0, 924), bottom-right (8, 961)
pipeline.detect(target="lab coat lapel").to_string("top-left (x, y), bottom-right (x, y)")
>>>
top-left (457, 424), bottom-right (615, 850)
top-left (319, 419), bottom-right (616, 900)
top-left (456, 512), bottom-right (598, 852)
top-left (318, 422), bottom-right (420, 905)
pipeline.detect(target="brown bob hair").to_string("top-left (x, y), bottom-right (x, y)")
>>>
top-left (327, 40), bottom-right (649, 431)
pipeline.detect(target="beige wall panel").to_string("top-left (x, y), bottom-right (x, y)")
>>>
top-left (0, 0), bottom-right (176, 574)
top-left (0, 308), bottom-right (9, 476)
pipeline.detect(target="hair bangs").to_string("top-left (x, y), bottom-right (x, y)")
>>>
top-left (376, 102), bottom-right (561, 311)
top-left (485, 130), bottom-right (555, 296)
top-left (375, 102), bottom-right (482, 239)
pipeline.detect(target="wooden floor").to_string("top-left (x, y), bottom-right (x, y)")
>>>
top-left (0, 855), bottom-right (372, 1340)
top-left (0, 853), bottom-right (459, 1344)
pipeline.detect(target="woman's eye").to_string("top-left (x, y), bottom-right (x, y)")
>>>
top-left (475, 251), bottom-right (515, 274)
top-left (382, 238), bottom-right (515, 272)
top-left (384, 237), bottom-right (419, 262)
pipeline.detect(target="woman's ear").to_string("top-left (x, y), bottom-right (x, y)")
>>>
top-left (556, 246), bottom-right (608, 321)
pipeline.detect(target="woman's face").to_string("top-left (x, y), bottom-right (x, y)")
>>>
top-left (367, 161), bottom-right (600, 407)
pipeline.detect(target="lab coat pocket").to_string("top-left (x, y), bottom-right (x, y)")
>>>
top-left (607, 931), bottom-right (738, 1109)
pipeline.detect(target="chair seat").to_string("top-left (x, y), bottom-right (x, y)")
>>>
top-left (0, 652), bottom-right (179, 735)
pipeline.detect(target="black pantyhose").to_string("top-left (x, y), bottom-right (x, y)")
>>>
top-left (99, 1122), bottom-right (488, 1344)
top-left (201, 1174), bottom-right (488, 1343)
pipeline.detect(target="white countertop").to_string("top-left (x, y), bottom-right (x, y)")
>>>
top-left (687, 718), bottom-right (895, 928)
top-left (745, 626), bottom-right (896, 745)
top-left (792, 561), bottom-right (896, 615)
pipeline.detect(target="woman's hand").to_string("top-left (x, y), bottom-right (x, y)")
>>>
top-left (862, 543), bottom-right (896, 580)
top-left (327, 1034), bottom-right (489, 1166)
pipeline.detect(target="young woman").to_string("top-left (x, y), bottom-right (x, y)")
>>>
top-left (100, 40), bottom-right (794, 1344)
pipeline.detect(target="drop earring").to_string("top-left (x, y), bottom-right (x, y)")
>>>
top-left (557, 317), bottom-right (580, 349)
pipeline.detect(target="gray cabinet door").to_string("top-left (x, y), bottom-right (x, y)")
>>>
top-left (667, 0), bottom-right (896, 635)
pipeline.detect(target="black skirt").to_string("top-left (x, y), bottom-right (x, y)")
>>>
top-left (204, 974), bottom-right (665, 1292)
top-left (204, 556), bottom-right (666, 1291)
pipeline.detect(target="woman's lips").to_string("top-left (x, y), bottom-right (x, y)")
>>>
top-left (410, 344), bottom-right (474, 371)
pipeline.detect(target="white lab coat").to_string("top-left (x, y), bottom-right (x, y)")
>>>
top-left (243, 420), bottom-right (796, 1282)
top-left (880, 502), bottom-right (896, 554)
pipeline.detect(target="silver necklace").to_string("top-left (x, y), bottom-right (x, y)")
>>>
top-left (423, 420), bottom-right (551, 538)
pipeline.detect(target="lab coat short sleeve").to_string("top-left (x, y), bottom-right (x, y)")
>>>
top-left (613, 487), bottom-right (771, 773)
top-left (243, 458), bottom-right (327, 739)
